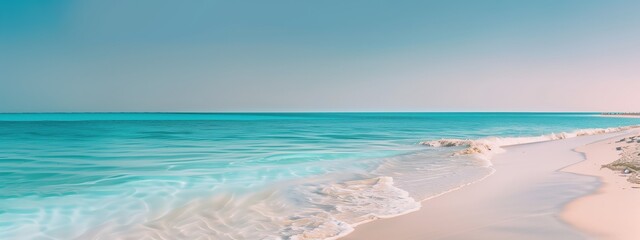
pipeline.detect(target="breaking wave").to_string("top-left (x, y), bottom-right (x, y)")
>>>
top-left (421, 126), bottom-right (638, 159)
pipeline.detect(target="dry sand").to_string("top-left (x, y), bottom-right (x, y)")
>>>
top-left (344, 131), bottom-right (635, 240)
top-left (561, 131), bottom-right (640, 240)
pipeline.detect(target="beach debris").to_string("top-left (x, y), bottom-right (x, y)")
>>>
top-left (604, 140), bottom-right (640, 184)
top-left (630, 173), bottom-right (640, 184)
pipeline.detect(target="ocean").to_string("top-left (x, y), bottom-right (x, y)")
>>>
top-left (1, 113), bottom-right (638, 239)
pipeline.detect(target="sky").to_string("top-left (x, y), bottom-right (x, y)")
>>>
top-left (1, 0), bottom-right (639, 112)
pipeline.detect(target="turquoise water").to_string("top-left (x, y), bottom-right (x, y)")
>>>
top-left (1, 113), bottom-right (638, 239)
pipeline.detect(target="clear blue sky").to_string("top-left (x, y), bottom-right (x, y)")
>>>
top-left (1, 0), bottom-right (639, 112)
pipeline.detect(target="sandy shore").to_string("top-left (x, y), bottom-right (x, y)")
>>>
top-left (344, 131), bottom-right (634, 240)
top-left (561, 131), bottom-right (640, 240)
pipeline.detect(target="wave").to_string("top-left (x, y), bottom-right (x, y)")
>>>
top-left (75, 176), bottom-right (420, 240)
top-left (421, 126), bottom-right (638, 159)
top-left (292, 176), bottom-right (421, 239)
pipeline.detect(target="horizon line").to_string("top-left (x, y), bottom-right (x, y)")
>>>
top-left (0, 111), bottom-right (612, 114)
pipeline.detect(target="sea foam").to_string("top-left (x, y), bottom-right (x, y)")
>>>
top-left (74, 176), bottom-right (420, 240)
top-left (421, 126), bottom-right (638, 160)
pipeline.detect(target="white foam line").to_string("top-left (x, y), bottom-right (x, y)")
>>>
top-left (335, 125), bottom-right (640, 240)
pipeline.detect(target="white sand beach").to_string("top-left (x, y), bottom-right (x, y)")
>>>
top-left (561, 132), bottom-right (640, 240)
top-left (344, 131), bottom-right (639, 240)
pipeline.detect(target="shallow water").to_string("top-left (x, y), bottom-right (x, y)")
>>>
top-left (0, 113), bottom-right (638, 239)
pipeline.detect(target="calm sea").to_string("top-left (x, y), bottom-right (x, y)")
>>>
top-left (1, 113), bottom-right (638, 239)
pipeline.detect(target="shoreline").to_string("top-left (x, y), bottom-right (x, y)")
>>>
top-left (343, 131), bottom-right (633, 239)
top-left (600, 115), bottom-right (640, 119)
top-left (561, 131), bottom-right (640, 240)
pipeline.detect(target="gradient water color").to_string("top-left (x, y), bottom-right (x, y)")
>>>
top-left (1, 113), bottom-right (639, 239)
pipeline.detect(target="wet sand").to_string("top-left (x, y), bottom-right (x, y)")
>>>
top-left (561, 131), bottom-right (640, 240)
